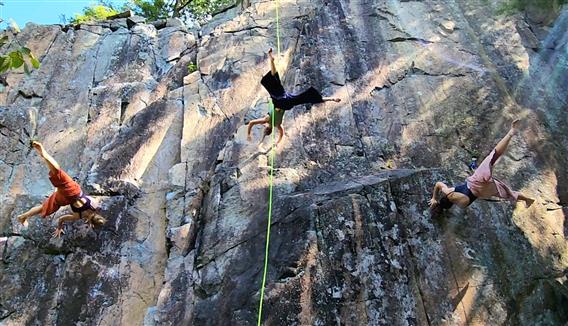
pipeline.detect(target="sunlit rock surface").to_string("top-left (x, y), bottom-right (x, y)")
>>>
top-left (1, 1), bottom-right (567, 325)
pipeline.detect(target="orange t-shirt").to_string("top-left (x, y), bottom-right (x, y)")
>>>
top-left (40, 169), bottom-right (82, 217)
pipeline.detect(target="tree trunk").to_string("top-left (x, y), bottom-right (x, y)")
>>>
top-left (172, 0), bottom-right (191, 18)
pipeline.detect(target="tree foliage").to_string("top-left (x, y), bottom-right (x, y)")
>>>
top-left (499, 0), bottom-right (568, 15)
top-left (70, 4), bottom-right (119, 24)
top-left (124, 0), bottom-right (235, 21)
top-left (0, 20), bottom-right (40, 74)
top-left (127, 0), bottom-right (170, 21)
top-left (70, 0), bottom-right (236, 25)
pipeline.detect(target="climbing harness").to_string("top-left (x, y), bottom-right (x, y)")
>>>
top-left (257, 0), bottom-right (280, 324)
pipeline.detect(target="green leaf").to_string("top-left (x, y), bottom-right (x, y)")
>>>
top-left (23, 62), bottom-right (30, 75)
top-left (0, 56), bottom-right (11, 73)
top-left (30, 54), bottom-right (40, 69)
top-left (20, 47), bottom-right (31, 55)
top-left (0, 35), bottom-right (8, 46)
top-left (9, 51), bottom-right (24, 68)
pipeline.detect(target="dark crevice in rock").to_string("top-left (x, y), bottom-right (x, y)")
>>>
top-left (0, 309), bottom-right (16, 321)
top-left (407, 243), bottom-right (433, 326)
top-left (17, 90), bottom-right (43, 100)
top-left (166, 57), bottom-right (180, 64)
top-left (119, 100), bottom-right (129, 126)
top-left (91, 35), bottom-right (106, 88)
top-left (387, 36), bottom-right (434, 44)
top-left (329, 80), bottom-right (345, 86)
top-left (373, 62), bottom-right (467, 92)
top-left (0, 75), bottom-right (8, 87)
top-left (458, 47), bottom-right (477, 56)
top-left (200, 76), bottom-right (229, 119)
top-left (277, 266), bottom-right (299, 281)
top-left (41, 31), bottom-right (61, 63)
top-left (0, 128), bottom-right (27, 147)
top-left (42, 247), bottom-right (74, 256)
top-left (79, 28), bottom-right (106, 36)
top-left (186, 173), bottom-right (213, 257)
top-left (223, 25), bottom-right (269, 34)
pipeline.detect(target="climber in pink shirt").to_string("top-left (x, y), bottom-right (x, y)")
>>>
top-left (429, 119), bottom-right (535, 212)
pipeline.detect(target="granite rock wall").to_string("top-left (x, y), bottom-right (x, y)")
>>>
top-left (1, 0), bottom-right (567, 325)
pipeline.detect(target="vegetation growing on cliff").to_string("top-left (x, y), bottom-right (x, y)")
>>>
top-left (70, 4), bottom-right (120, 24)
top-left (70, 0), bottom-right (235, 24)
top-left (0, 17), bottom-right (40, 74)
top-left (499, 0), bottom-right (567, 15)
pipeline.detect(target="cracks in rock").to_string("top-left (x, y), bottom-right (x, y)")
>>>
top-left (1, 233), bottom-right (45, 264)
top-left (119, 99), bottom-right (129, 126)
top-left (458, 47), bottom-right (477, 57)
top-left (342, 81), bottom-right (371, 165)
top-left (77, 28), bottom-right (107, 36)
top-left (0, 309), bottom-right (16, 322)
top-left (330, 80), bottom-right (345, 87)
top-left (1, 235), bottom-right (9, 265)
top-left (406, 242), bottom-right (433, 326)
top-left (184, 172), bottom-right (213, 258)
top-left (387, 37), bottom-right (434, 44)
top-left (90, 34), bottom-right (107, 89)
top-left (223, 25), bottom-right (268, 34)
top-left (0, 117), bottom-right (33, 147)
top-left (17, 90), bottom-right (43, 100)
top-left (199, 75), bottom-right (229, 119)
top-left (195, 171), bottom-right (430, 269)
top-left (195, 202), bottom-right (307, 269)
top-left (132, 290), bottom-right (150, 306)
top-left (373, 62), bottom-right (467, 93)
top-left (40, 31), bottom-right (60, 64)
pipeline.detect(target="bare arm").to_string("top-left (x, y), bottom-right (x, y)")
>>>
top-left (247, 117), bottom-right (268, 141)
top-left (431, 182), bottom-right (442, 200)
top-left (429, 182), bottom-right (452, 207)
top-left (52, 213), bottom-right (80, 238)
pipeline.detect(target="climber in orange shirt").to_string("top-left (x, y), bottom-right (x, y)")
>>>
top-left (17, 141), bottom-right (106, 238)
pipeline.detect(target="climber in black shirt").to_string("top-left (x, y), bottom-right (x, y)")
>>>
top-left (247, 48), bottom-right (341, 145)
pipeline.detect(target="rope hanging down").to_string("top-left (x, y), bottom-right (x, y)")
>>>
top-left (257, 1), bottom-right (280, 325)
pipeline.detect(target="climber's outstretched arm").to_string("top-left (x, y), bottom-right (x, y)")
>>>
top-left (53, 213), bottom-right (80, 238)
top-left (247, 117), bottom-right (269, 142)
top-left (429, 182), bottom-right (451, 208)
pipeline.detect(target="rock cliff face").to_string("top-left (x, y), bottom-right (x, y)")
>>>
top-left (1, 0), bottom-right (567, 325)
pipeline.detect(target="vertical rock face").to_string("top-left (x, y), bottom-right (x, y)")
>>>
top-left (1, 1), bottom-right (567, 325)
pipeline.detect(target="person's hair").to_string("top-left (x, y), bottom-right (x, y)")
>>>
top-left (264, 125), bottom-right (273, 136)
top-left (430, 195), bottom-right (453, 218)
top-left (84, 209), bottom-right (107, 226)
top-left (439, 196), bottom-right (454, 209)
top-left (430, 201), bottom-right (442, 217)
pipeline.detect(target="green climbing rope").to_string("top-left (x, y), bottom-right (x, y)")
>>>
top-left (257, 1), bottom-right (280, 325)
